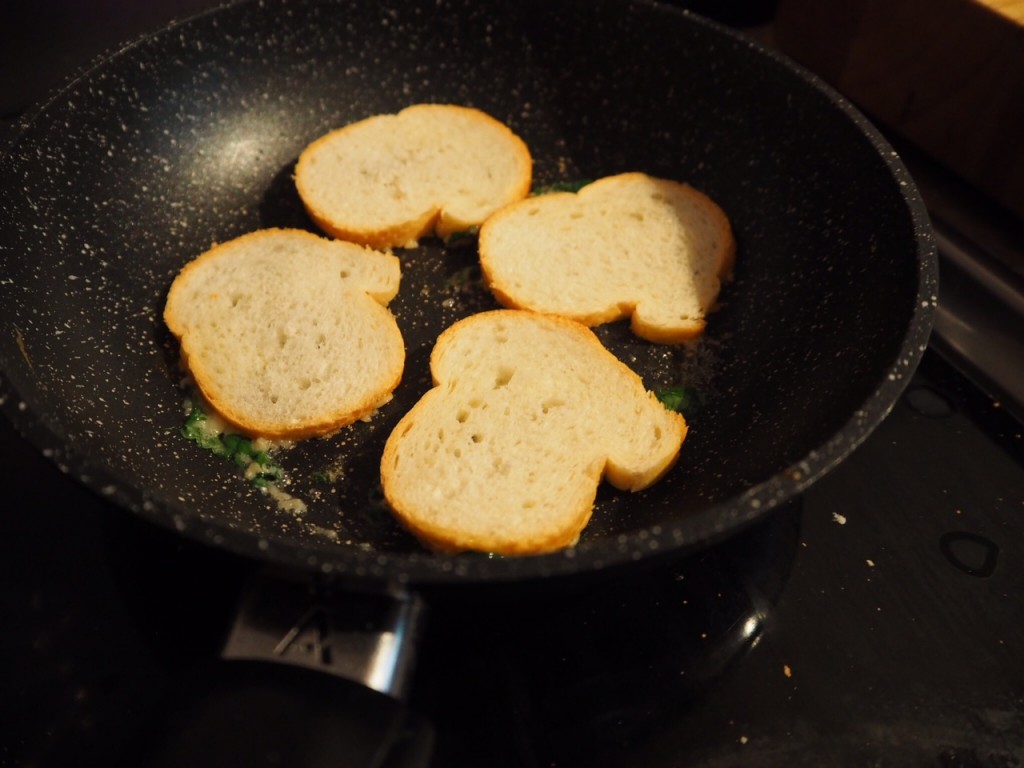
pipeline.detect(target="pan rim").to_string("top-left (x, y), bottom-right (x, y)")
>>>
top-left (0, 0), bottom-right (938, 585)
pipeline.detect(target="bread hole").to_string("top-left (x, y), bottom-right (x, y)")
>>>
top-left (299, 378), bottom-right (312, 391)
top-left (522, 500), bottom-right (536, 509)
top-left (339, 269), bottom-right (351, 279)
top-left (471, 433), bottom-right (484, 443)
top-left (456, 409), bottom-right (469, 423)
top-left (468, 397), bottom-right (483, 409)
top-left (570, 211), bottom-right (584, 220)
top-left (493, 366), bottom-right (514, 388)
top-left (452, 447), bottom-right (462, 459)
top-left (630, 211), bottom-right (645, 222)
top-left (540, 397), bottom-right (565, 414)
top-left (270, 394), bottom-right (280, 404)
top-left (277, 328), bottom-right (288, 348)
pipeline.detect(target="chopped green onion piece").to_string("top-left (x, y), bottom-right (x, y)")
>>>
top-left (445, 227), bottom-right (479, 246)
top-left (656, 386), bottom-right (699, 414)
top-left (182, 403), bottom-right (284, 486)
top-left (532, 179), bottom-right (592, 196)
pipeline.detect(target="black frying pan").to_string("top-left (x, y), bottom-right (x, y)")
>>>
top-left (0, 0), bottom-right (936, 588)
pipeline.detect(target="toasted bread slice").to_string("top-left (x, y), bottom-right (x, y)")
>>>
top-left (479, 172), bottom-right (735, 343)
top-left (380, 310), bottom-right (687, 555)
top-left (164, 228), bottom-right (404, 440)
top-left (295, 104), bottom-right (533, 249)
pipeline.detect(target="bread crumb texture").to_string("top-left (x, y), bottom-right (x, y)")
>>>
top-left (295, 104), bottom-right (532, 249)
top-left (479, 172), bottom-right (735, 343)
top-left (164, 228), bottom-right (404, 440)
top-left (380, 310), bottom-right (687, 555)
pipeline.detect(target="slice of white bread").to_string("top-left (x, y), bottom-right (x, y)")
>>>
top-left (380, 309), bottom-right (687, 555)
top-left (295, 104), bottom-right (533, 249)
top-left (164, 228), bottom-right (404, 440)
top-left (478, 172), bottom-right (736, 343)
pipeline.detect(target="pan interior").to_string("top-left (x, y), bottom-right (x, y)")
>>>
top-left (0, 0), bottom-right (934, 582)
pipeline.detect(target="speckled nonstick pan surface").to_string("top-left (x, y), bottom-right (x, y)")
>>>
top-left (0, 0), bottom-right (936, 585)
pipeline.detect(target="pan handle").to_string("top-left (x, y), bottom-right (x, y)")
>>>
top-left (136, 568), bottom-right (433, 768)
top-left (220, 566), bottom-right (426, 699)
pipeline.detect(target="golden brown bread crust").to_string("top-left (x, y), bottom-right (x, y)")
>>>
top-left (177, 350), bottom-right (403, 441)
top-left (379, 310), bottom-right (687, 556)
top-left (479, 173), bottom-right (735, 344)
top-left (164, 228), bottom-right (404, 440)
top-left (303, 207), bottom-right (439, 253)
top-left (295, 104), bottom-right (533, 249)
top-left (383, 391), bottom-right (604, 556)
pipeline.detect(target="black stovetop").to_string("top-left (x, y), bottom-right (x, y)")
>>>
top-left (2, 2), bottom-right (1024, 766)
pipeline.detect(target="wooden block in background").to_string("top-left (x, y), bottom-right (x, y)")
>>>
top-left (773, 0), bottom-right (1024, 221)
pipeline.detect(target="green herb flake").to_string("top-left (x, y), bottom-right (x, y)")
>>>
top-left (445, 227), bottom-right (479, 247)
top-left (182, 405), bottom-right (228, 456)
top-left (656, 386), bottom-right (699, 414)
top-left (182, 403), bottom-right (284, 487)
top-left (531, 179), bottom-right (593, 196)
